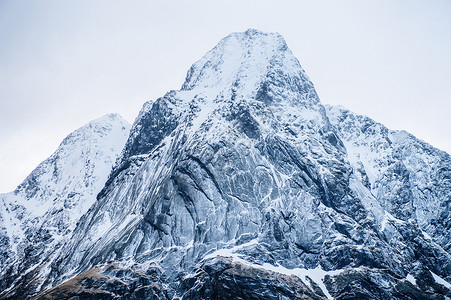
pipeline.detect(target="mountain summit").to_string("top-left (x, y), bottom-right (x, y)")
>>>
top-left (0, 113), bottom-right (131, 297)
top-left (182, 29), bottom-right (312, 97)
top-left (1, 30), bottom-right (450, 299)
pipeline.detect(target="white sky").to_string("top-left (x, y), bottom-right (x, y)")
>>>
top-left (1, 0), bottom-right (450, 192)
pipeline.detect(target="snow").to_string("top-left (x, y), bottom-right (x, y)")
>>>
top-left (178, 29), bottom-right (326, 139)
top-left (431, 271), bottom-right (451, 289)
top-left (183, 30), bottom-right (295, 96)
top-left (325, 104), bottom-right (392, 188)
top-left (0, 193), bottom-right (24, 255)
top-left (326, 103), bottom-right (451, 255)
top-left (405, 274), bottom-right (416, 286)
top-left (0, 113), bottom-right (130, 277)
top-left (380, 211), bottom-right (406, 232)
top-left (421, 230), bottom-right (432, 240)
top-left (203, 238), bottom-right (260, 260)
top-left (203, 238), bottom-right (345, 299)
top-left (349, 174), bottom-right (387, 228)
top-left (93, 212), bottom-right (113, 241)
top-left (259, 264), bottom-right (342, 299)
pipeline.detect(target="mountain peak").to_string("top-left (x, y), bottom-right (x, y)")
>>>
top-left (181, 29), bottom-right (311, 101)
top-left (116, 30), bottom-right (327, 166)
top-left (0, 113), bottom-right (131, 295)
top-left (16, 113), bottom-right (130, 199)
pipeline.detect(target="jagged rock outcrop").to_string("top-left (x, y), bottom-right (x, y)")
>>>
top-left (1, 30), bottom-right (450, 299)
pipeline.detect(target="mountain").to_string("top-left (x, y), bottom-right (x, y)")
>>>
top-left (0, 114), bottom-right (131, 297)
top-left (1, 29), bottom-right (450, 299)
top-left (326, 105), bottom-right (451, 252)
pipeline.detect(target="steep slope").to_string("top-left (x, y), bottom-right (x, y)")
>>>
top-left (325, 105), bottom-right (451, 283)
top-left (326, 105), bottom-right (450, 250)
top-left (4, 29), bottom-right (451, 299)
top-left (0, 114), bottom-right (131, 297)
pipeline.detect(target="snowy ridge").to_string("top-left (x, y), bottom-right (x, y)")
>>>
top-left (326, 104), bottom-right (451, 251)
top-left (15, 113), bottom-right (130, 216)
top-left (0, 113), bottom-right (130, 294)
top-left (182, 29), bottom-right (311, 98)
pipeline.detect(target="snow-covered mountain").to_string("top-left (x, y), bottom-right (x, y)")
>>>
top-left (0, 113), bottom-right (130, 296)
top-left (326, 105), bottom-right (451, 252)
top-left (1, 29), bottom-right (450, 299)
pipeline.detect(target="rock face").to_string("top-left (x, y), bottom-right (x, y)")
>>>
top-left (0, 114), bottom-right (131, 298)
top-left (1, 30), bottom-right (450, 299)
top-left (326, 105), bottom-right (451, 253)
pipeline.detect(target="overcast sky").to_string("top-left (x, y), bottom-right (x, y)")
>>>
top-left (1, 0), bottom-right (450, 192)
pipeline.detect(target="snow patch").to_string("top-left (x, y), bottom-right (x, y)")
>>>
top-left (405, 274), bottom-right (416, 286)
top-left (431, 272), bottom-right (451, 289)
top-left (204, 239), bottom-right (343, 299)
